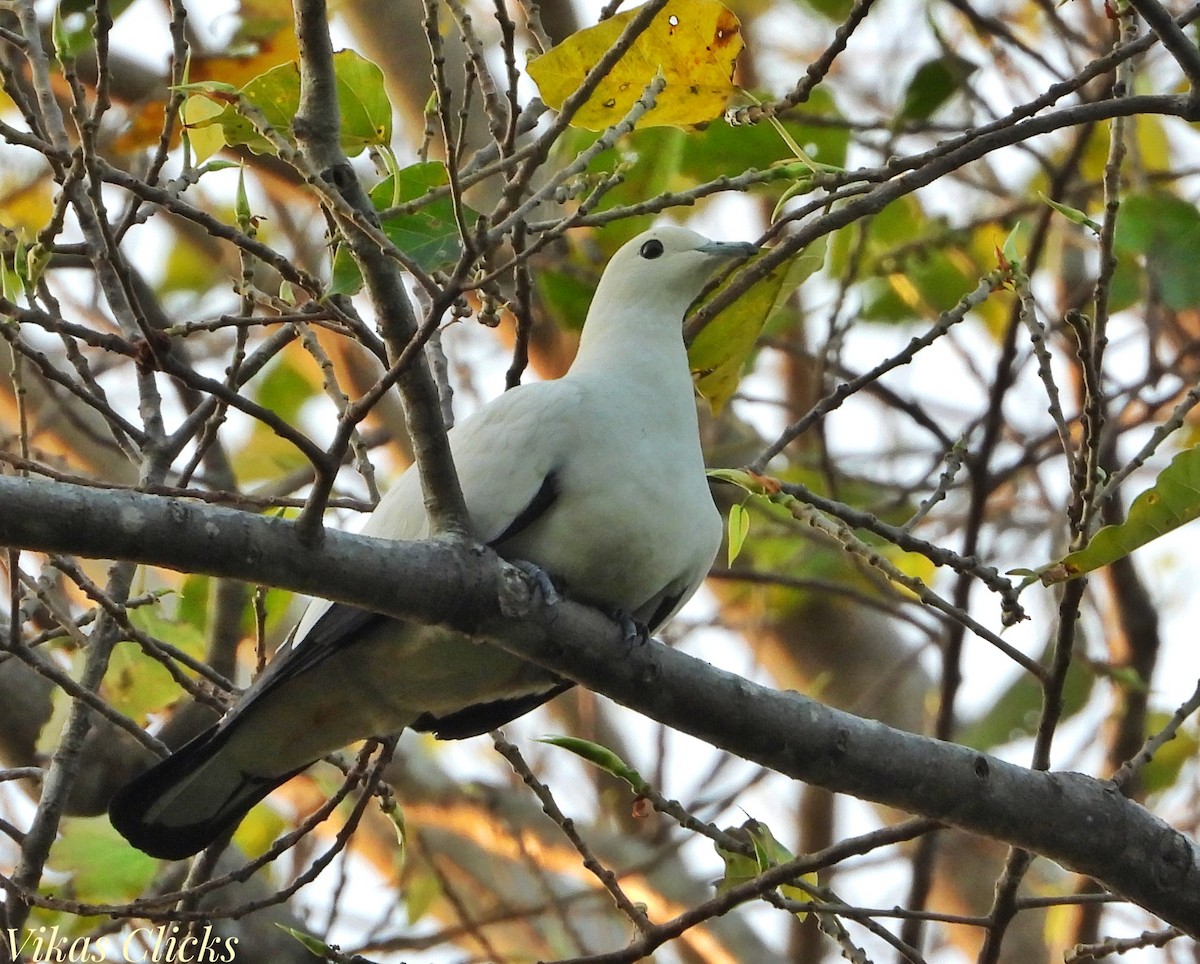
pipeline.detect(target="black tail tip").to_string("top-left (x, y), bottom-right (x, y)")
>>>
top-left (107, 778), bottom-right (228, 861)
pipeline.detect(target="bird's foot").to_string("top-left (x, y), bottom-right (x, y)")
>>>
top-left (500, 559), bottom-right (561, 618)
top-left (515, 560), bottom-right (561, 606)
top-left (606, 608), bottom-right (649, 644)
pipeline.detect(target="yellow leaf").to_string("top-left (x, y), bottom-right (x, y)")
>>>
top-left (884, 548), bottom-right (936, 600)
top-left (233, 804), bottom-right (288, 858)
top-left (181, 95), bottom-right (227, 164)
top-left (527, 0), bottom-right (744, 131)
top-left (0, 177), bottom-right (54, 235)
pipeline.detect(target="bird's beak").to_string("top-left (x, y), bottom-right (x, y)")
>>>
top-left (697, 240), bottom-right (759, 259)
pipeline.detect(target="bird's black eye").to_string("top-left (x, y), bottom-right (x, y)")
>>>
top-left (640, 239), bottom-right (664, 259)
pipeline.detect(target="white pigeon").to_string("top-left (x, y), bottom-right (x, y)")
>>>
top-left (109, 225), bottom-right (756, 859)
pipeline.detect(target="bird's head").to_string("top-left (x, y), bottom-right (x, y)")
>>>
top-left (590, 225), bottom-right (759, 323)
top-left (568, 226), bottom-right (758, 376)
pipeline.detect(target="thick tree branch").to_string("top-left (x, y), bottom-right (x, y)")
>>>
top-left (291, 0), bottom-right (470, 538)
top-left (0, 475), bottom-right (1198, 933)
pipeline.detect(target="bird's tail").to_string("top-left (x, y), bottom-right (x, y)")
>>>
top-left (108, 725), bottom-right (303, 860)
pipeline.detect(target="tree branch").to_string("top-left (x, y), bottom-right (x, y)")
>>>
top-left (1126, 0), bottom-right (1200, 90)
top-left (0, 475), bottom-right (1198, 933)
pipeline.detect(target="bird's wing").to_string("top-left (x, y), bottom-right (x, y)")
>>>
top-left (220, 380), bottom-right (580, 731)
top-left (291, 379), bottom-right (576, 644)
top-left (360, 379), bottom-right (579, 544)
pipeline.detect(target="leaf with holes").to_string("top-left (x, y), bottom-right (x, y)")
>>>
top-left (527, 0), bottom-right (743, 131)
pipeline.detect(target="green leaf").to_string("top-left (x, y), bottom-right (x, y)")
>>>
top-left (897, 54), bottom-right (976, 123)
top-left (714, 819), bottom-right (814, 919)
top-left (796, 0), bottom-right (854, 19)
top-left (727, 502), bottom-right (750, 566)
top-left (235, 164), bottom-right (252, 228)
top-left (1001, 221), bottom-right (1026, 268)
top-left (185, 63), bottom-right (299, 156)
top-left (678, 88), bottom-right (849, 182)
top-left (278, 926), bottom-right (334, 958)
top-left (177, 573), bottom-right (211, 630)
top-left (547, 126), bottom-right (674, 249)
top-left (1115, 192), bottom-right (1200, 310)
top-left (173, 80), bottom-right (240, 95)
top-left (828, 195), bottom-right (993, 328)
top-left (1042, 443), bottom-right (1200, 584)
top-left (1141, 715), bottom-right (1200, 795)
top-left (535, 268), bottom-right (595, 333)
top-left (104, 639), bottom-right (185, 721)
top-left (51, 4), bottom-right (73, 62)
top-left (372, 164), bottom-right (477, 269)
top-left (331, 162), bottom-right (479, 292)
top-left (747, 819), bottom-right (793, 868)
top-left (381, 787), bottom-right (406, 855)
top-left (182, 50), bottom-right (391, 159)
top-left (104, 599), bottom-right (207, 720)
top-left (690, 240), bottom-right (826, 413)
top-left (198, 159), bottom-right (241, 174)
top-left (714, 839), bottom-right (762, 893)
top-left (52, 0), bottom-right (134, 62)
top-left (255, 350), bottom-right (315, 424)
top-left (958, 638), bottom-right (1093, 750)
top-left (1101, 664), bottom-right (1151, 693)
top-left (404, 871), bottom-right (441, 925)
top-left (232, 61), bottom-right (302, 152)
top-left (332, 49), bottom-right (392, 154)
top-left (1039, 193), bottom-right (1101, 235)
top-left (538, 735), bottom-right (648, 791)
top-left (860, 246), bottom-right (975, 322)
top-left (329, 245), bottom-right (364, 297)
top-left (51, 818), bottom-right (157, 901)
top-left (828, 195), bottom-right (922, 275)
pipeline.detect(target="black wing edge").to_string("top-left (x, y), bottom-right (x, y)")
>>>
top-left (411, 679), bottom-right (574, 740)
top-left (490, 470), bottom-right (560, 547)
top-left (645, 588), bottom-right (685, 635)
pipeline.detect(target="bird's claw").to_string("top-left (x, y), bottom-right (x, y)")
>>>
top-left (519, 561), bottom-right (561, 606)
top-left (499, 560), bottom-right (561, 619)
top-left (610, 609), bottom-right (649, 644)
